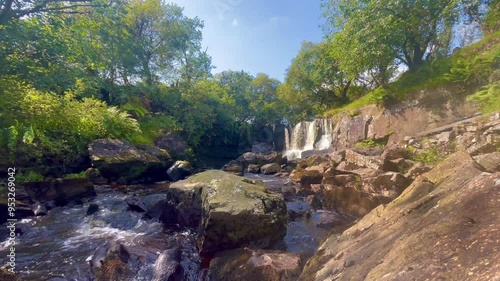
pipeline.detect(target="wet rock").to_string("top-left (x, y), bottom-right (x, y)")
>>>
top-left (300, 152), bottom-right (499, 281)
top-left (91, 241), bottom-right (133, 281)
top-left (0, 267), bottom-right (19, 281)
top-left (167, 160), bottom-right (194, 182)
top-left (287, 201), bottom-right (312, 221)
top-left (140, 194), bottom-right (177, 225)
top-left (89, 139), bottom-right (170, 183)
top-left (23, 178), bottom-right (96, 206)
top-left (125, 196), bottom-right (147, 213)
top-left (208, 248), bottom-right (301, 281)
top-left (170, 170), bottom-right (287, 255)
top-left (291, 170), bottom-right (323, 189)
top-left (252, 142), bottom-right (273, 154)
top-left (152, 248), bottom-right (183, 281)
top-left (281, 186), bottom-right (297, 201)
top-left (260, 163), bottom-right (281, 175)
top-left (32, 201), bottom-right (48, 216)
top-left (310, 211), bottom-right (354, 229)
top-left (86, 203), bottom-right (99, 216)
top-left (247, 164), bottom-right (261, 173)
top-left (306, 195), bottom-right (323, 210)
top-left (474, 152), bottom-right (500, 172)
top-left (85, 168), bottom-right (108, 185)
top-left (222, 161), bottom-right (244, 176)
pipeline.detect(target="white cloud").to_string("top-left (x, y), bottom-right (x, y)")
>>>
top-left (269, 16), bottom-right (290, 25)
top-left (232, 18), bottom-right (239, 27)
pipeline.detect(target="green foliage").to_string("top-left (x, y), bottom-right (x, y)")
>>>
top-left (467, 82), bottom-right (500, 113)
top-left (63, 171), bottom-right (87, 179)
top-left (355, 138), bottom-right (387, 149)
top-left (16, 171), bottom-right (44, 183)
top-left (411, 148), bottom-right (441, 166)
top-left (323, 0), bottom-right (458, 80)
top-left (103, 107), bottom-right (142, 140)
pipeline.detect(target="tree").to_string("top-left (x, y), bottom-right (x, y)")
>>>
top-left (247, 73), bottom-right (284, 126)
top-left (286, 41), bottom-right (353, 106)
top-left (461, 0), bottom-right (500, 35)
top-left (215, 70), bottom-right (254, 122)
top-left (323, 0), bottom-right (459, 76)
top-left (124, 0), bottom-right (206, 85)
top-left (0, 0), bottom-right (106, 25)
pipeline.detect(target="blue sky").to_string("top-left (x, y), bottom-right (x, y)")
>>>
top-left (170, 0), bottom-right (326, 81)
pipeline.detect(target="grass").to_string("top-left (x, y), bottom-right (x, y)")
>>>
top-left (323, 31), bottom-right (500, 117)
top-left (63, 171), bottom-right (87, 179)
top-left (16, 171), bottom-right (44, 183)
top-left (410, 148), bottom-right (441, 166)
top-left (355, 138), bottom-right (387, 149)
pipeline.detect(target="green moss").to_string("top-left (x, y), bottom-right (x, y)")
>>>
top-left (355, 138), bottom-right (387, 149)
top-left (16, 171), bottom-right (44, 183)
top-left (63, 171), bottom-right (87, 179)
top-left (411, 148), bottom-right (441, 166)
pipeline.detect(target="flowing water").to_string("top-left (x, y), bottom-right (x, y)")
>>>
top-left (285, 119), bottom-right (333, 159)
top-left (0, 174), bottom-right (344, 280)
top-left (0, 186), bottom-right (203, 281)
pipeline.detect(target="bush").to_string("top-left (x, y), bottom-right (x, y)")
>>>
top-left (16, 171), bottom-right (44, 183)
top-left (63, 171), bottom-right (87, 179)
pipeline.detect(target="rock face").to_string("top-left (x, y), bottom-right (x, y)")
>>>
top-left (300, 152), bottom-right (499, 281)
top-left (23, 178), bottom-right (96, 206)
top-left (169, 170), bottom-right (287, 255)
top-left (167, 160), bottom-right (194, 181)
top-left (89, 139), bottom-right (172, 183)
top-left (208, 248), bottom-right (301, 281)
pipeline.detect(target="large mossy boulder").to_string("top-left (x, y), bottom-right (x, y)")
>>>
top-left (89, 139), bottom-right (172, 183)
top-left (300, 152), bottom-right (499, 281)
top-left (169, 170), bottom-right (287, 255)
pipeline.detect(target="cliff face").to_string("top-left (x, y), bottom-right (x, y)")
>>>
top-left (294, 87), bottom-right (499, 281)
top-left (299, 151), bottom-right (499, 281)
top-left (329, 87), bottom-right (480, 150)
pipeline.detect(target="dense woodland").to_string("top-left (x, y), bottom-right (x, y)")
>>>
top-left (0, 0), bottom-right (498, 177)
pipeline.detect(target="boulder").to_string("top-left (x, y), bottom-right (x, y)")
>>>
top-left (151, 248), bottom-right (183, 281)
top-left (89, 139), bottom-right (170, 183)
top-left (167, 160), bottom-right (194, 181)
top-left (404, 163), bottom-right (432, 180)
top-left (345, 149), bottom-right (383, 170)
top-left (87, 203), bottom-right (99, 216)
top-left (169, 170), bottom-right (287, 255)
top-left (222, 161), bottom-right (244, 176)
top-left (0, 198), bottom-right (34, 224)
top-left (474, 151), bottom-right (500, 172)
top-left (91, 241), bottom-right (133, 281)
top-left (247, 164), bottom-right (261, 173)
top-left (23, 178), bottom-right (96, 206)
top-left (300, 152), bottom-right (499, 281)
top-left (32, 201), bottom-right (47, 216)
top-left (0, 268), bottom-right (19, 281)
top-left (252, 142), bottom-right (273, 154)
top-left (260, 163), bottom-right (281, 175)
top-left (310, 211), bottom-right (354, 229)
top-left (208, 248), bottom-right (301, 281)
top-left (154, 132), bottom-right (189, 159)
top-left (383, 158), bottom-right (415, 173)
top-left (291, 170), bottom-right (323, 189)
top-left (85, 168), bottom-right (108, 185)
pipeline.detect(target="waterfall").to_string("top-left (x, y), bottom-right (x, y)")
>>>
top-left (284, 119), bottom-right (333, 159)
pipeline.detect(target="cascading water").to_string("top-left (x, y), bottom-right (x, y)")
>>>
top-left (284, 119), bottom-right (333, 159)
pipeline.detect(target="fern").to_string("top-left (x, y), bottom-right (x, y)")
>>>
top-left (7, 125), bottom-right (18, 154)
top-left (103, 107), bottom-right (142, 140)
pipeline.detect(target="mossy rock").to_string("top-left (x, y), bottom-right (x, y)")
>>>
top-left (170, 170), bottom-right (288, 255)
